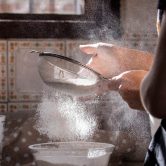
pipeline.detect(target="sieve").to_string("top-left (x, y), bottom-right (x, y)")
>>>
top-left (31, 50), bottom-right (108, 95)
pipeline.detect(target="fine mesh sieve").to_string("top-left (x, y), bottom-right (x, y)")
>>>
top-left (31, 51), bottom-right (108, 96)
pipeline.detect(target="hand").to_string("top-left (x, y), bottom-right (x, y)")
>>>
top-left (79, 70), bottom-right (147, 108)
top-left (80, 43), bottom-right (152, 78)
top-left (78, 70), bottom-right (147, 111)
top-left (108, 70), bottom-right (148, 110)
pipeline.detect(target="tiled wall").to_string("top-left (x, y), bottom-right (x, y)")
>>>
top-left (0, 39), bottom-right (90, 112)
top-left (121, 0), bottom-right (158, 53)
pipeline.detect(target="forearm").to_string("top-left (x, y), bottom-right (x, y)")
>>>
top-left (141, 13), bottom-right (166, 118)
top-left (116, 46), bottom-right (153, 71)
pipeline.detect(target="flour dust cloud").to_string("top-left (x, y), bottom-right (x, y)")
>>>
top-left (35, 88), bottom-right (98, 141)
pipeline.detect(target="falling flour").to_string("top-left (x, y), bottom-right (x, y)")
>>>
top-left (65, 78), bottom-right (96, 86)
top-left (35, 89), bottom-right (98, 141)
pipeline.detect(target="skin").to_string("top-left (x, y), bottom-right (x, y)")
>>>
top-left (109, 70), bottom-right (148, 110)
top-left (80, 43), bottom-right (152, 78)
top-left (141, 12), bottom-right (166, 118)
top-left (80, 43), bottom-right (153, 110)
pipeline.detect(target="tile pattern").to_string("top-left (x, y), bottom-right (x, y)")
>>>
top-left (0, 103), bottom-right (7, 113)
top-left (123, 33), bottom-right (158, 53)
top-left (120, 0), bottom-right (157, 35)
top-left (8, 40), bottom-right (65, 102)
top-left (120, 0), bottom-right (158, 53)
top-left (0, 41), bottom-right (7, 102)
top-left (8, 102), bottom-right (38, 112)
top-left (0, 0), bottom-right (84, 15)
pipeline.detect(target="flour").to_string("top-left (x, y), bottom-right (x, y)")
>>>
top-left (46, 80), bottom-right (98, 97)
top-left (88, 150), bottom-right (106, 158)
top-left (49, 78), bottom-right (96, 86)
top-left (35, 89), bottom-right (98, 141)
top-left (36, 63), bottom-right (99, 140)
top-left (66, 78), bottom-right (96, 86)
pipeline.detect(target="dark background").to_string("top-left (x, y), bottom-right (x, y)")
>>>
top-left (0, 0), bottom-right (121, 39)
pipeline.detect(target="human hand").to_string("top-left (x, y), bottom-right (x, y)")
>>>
top-left (80, 43), bottom-right (152, 78)
top-left (108, 70), bottom-right (148, 110)
top-left (78, 70), bottom-right (147, 111)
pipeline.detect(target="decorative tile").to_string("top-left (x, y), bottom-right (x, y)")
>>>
top-left (121, 0), bottom-right (158, 52)
top-left (0, 0), bottom-right (29, 13)
top-left (8, 102), bottom-right (38, 112)
top-left (120, 0), bottom-right (157, 35)
top-left (122, 33), bottom-right (157, 53)
top-left (66, 40), bottom-right (91, 64)
top-left (33, 0), bottom-right (84, 14)
top-left (0, 103), bottom-right (7, 113)
top-left (8, 40), bottom-right (65, 102)
top-left (0, 41), bottom-right (7, 102)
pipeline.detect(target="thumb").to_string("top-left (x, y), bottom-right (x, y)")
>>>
top-left (79, 44), bottom-right (98, 55)
top-left (107, 76), bottom-right (122, 91)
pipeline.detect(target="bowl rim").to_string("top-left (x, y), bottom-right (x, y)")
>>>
top-left (29, 141), bottom-right (115, 153)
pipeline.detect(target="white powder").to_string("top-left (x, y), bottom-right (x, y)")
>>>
top-left (45, 62), bottom-right (99, 96)
top-left (66, 78), bottom-right (96, 86)
top-left (50, 78), bottom-right (96, 86)
top-left (35, 90), bottom-right (98, 141)
top-left (88, 150), bottom-right (106, 158)
top-left (46, 80), bottom-right (98, 97)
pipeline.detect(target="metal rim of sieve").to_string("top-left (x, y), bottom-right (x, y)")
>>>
top-left (37, 51), bottom-right (107, 80)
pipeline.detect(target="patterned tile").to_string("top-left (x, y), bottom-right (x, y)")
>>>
top-left (0, 103), bottom-right (7, 113)
top-left (66, 40), bottom-right (91, 64)
top-left (8, 40), bottom-right (65, 102)
top-left (0, 41), bottom-right (7, 102)
top-left (8, 102), bottom-right (38, 113)
top-left (120, 0), bottom-right (157, 35)
top-left (122, 33), bottom-right (157, 53)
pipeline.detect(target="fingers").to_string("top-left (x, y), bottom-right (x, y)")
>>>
top-left (107, 76), bottom-right (122, 91)
top-left (79, 43), bottom-right (114, 55)
top-left (95, 76), bottom-right (121, 94)
top-left (79, 44), bottom-right (98, 55)
top-left (119, 87), bottom-right (145, 110)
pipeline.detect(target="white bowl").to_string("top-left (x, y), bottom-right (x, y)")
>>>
top-left (29, 142), bottom-right (114, 166)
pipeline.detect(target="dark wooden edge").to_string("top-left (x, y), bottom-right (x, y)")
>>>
top-left (0, 13), bottom-right (90, 21)
top-left (0, 0), bottom-right (121, 39)
top-left (0, 21), bottom-right (98, 39)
